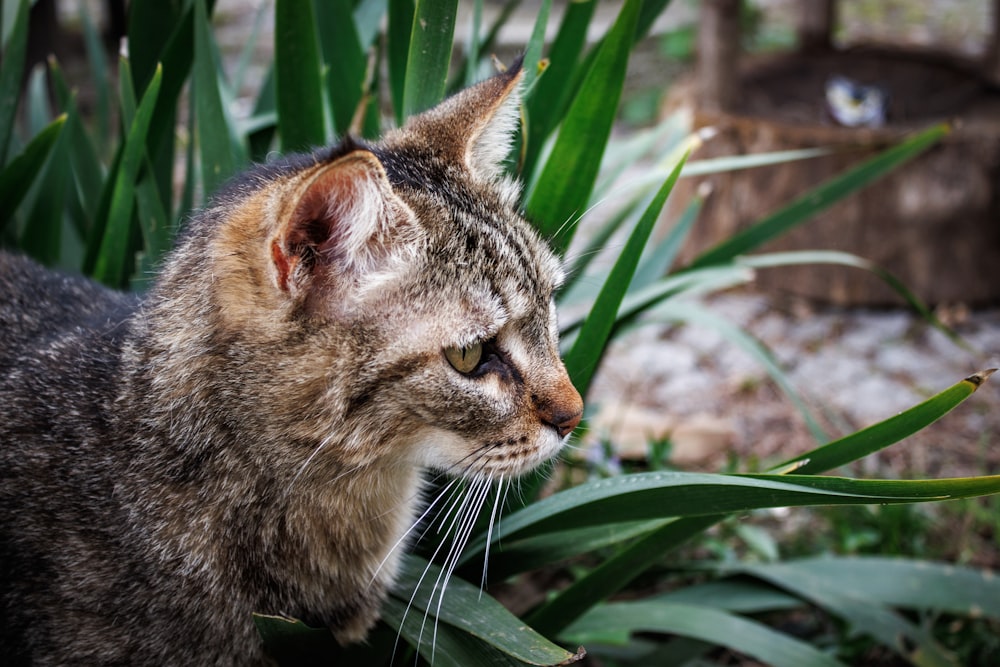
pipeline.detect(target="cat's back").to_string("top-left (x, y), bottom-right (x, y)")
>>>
top-left (0, 251), bottom-right (137, 450)
top-left (0, 251), bottom-right (135, 357)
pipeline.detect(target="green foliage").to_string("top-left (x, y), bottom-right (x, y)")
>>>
top-left (1, 2), bottom-right (996, 665)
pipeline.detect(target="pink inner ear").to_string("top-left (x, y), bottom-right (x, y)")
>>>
top-left (273, 151), bottom-right (393, 294)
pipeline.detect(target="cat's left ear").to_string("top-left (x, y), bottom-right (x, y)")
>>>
top-left (271, 149), bottom-right (414, 297)
top-left (407, 58), bottom-right (523, 182)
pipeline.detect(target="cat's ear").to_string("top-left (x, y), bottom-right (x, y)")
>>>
top-left (271, 149), bottom-right (412, 295)
top-left (407, 58), bottom-right (523, 182)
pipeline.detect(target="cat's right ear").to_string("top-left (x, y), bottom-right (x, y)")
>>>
top-left (271, 150), bottom-right (413, 297)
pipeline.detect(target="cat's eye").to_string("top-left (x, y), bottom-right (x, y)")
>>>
top-left (444, 343), bottom-right (483, 374)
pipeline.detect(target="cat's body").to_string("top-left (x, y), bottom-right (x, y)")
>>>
top-left (0, 64), bottom-right (582, 665)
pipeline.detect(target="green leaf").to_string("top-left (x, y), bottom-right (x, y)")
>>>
top-left (739, 556), bottom-right (1000, 620)
top-left (389, 555), bottom-right (578, 665)
top-left (687, 123), bottom-right (949, 269)
top-left (628, 193), bottom-right (703, 291)
top-left (20, 115), bottom-right (72, 265)
top-left (737, 250), bottom-right (960, 346)
top-left (524, 515), bottom-right (720, 635)
top-left (526, 0), bottom-right (639, 253)
top-left (561, 601), bottom-right (846, 667)
top-left (727, 560), bottom-right (960, 667)
top-left (559, 265), bottom-right (754, 337)
top-left (0, 0), bottom-right (29, 164)
top-left (382, 599), bottom-right (530, 667)
top-left (401, 0), bottom-right (458, 118)
top-left (93, 64), bottom-right (163, 287)
top-left (495, 471), bottom-right (1000, 544)
top-left (0, 115), bottom-right (66, 236)
top-left (275, 0), bottom-right (327, 150)
top-left (521, 0), bottom-right (597, 178)
top-left (79, 6), bottom-right (112, 152)
top-left (194, 0), bottom-right (239, 199)
top-left (774, 369), bottom-right (992, 475)
top-left (48, 58), bottom-right (104, 229)
top-left (387, 0), bottom-right (415, 125)
top-left (314, 0), bottom-right (368, 136)
top-left (563, 150), bottom-right (688, 395)
top-left (524, 370), bottom-right (992, 634)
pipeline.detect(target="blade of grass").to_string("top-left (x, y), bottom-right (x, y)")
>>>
top-left (275, 0), bottom-right (326, 150)
top-left (774, 369), bottom-right (993, 475)
top-left (79, 6), bottom-right (112, 152)
top-left (388, 0), bottom-right (415, 125)
top-left (728, 561), bottom-right (958, 667)
top-left (737, 556), bottom-right (1000, 621)
top-left (629, 191), bottom-right (704, 291)
top-left (737, 250), bottom-right (961, 346)
top-left (0, 0), bottom-right (28, 164)
top-left (388, 555), bottom-right (579, 666)
top-left (93, 64), bottom-right (163, 287)
top-left (561, 601), bottom-right (846, 667)
top-left (194, 0), bottom-right (239, 198)
top-left (314, 0), bottom-right (367, 136)
top-left (48, 58), bottom-right (104, 229)
top-left (519, 370), bottom-right (992, 635)
top-left (687, 123), bottom-right (949, 269)
top-left (499, 471), bottom-right (1000, 549)
top-left (0, 115), bottom-right (66, 236)
top-left (526, 0), bottom-right (639, 253)
top-left (521, 0), bottom-right (597, 178)
top-left (20, 117), bottom-right (71, 265)
top-left (563, 149), bottom-right (688, 395)
top-left (401, 0), bottom-right (458, 117)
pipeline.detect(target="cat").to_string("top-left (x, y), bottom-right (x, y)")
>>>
top-left (0, 61), bottom-right (583, 665)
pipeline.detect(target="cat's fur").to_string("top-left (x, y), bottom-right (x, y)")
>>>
top-left (0, 63), bottom-right (582, 665)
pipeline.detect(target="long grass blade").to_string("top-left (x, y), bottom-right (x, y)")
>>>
top-left (314, 0), bottom-right (367, 136)
top-left (521, 0), bottom-right (597, 178)
top-left (388, 0), bottom-right (415, 125)
top-left (687, 124), bottom-right (949, 269)
top-left (401, 0), bottom-right (458, 118)
top-left (389, 555), bottom-right (579, 665)
top-left (561, 600), bottom-right (845, 667)
top-left (20, 118), bottom-right (71, 265)
top-left (526, 0), bottom-right (639, 253)
top-left (194, 0), bottom-right (238, 199)
top-left (729, 560), bottom-right (958, 667)
top-left (0, 115), bottom-right (66, 236)
top-left (774, 369), bottom-right (993, 475)
top-left (0, 0), bottom-right (28, 164)
top-left (648, 300), bottom-right (829, 442)
top-left (93, 64), bottom-right (163, 287)
top-left (275, 0), bottom-right (326, 150)
top-left (563, 150), bottom-right (688, 396)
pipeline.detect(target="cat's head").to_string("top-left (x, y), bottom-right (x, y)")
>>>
top-left (207, 62), bottom-right (582, 480)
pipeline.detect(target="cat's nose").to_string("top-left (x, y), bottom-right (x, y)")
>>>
top-left (545, 408), bottom-right (582, 438)
top-left (536, 380), bottom-right (583, 438)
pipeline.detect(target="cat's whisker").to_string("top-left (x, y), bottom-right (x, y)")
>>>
top-left (430, 475), bottom-right (492, 663)
top-left (368, 477), bottom-right (460, 586)
top-left (409, 479), bottom-right (478, 658)
top-left (479, 475), bottom-right (506, 597)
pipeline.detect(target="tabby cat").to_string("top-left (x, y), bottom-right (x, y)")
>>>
top-left (0, 62), bottom-right (583, 665)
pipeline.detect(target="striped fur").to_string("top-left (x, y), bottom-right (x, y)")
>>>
top-left (0, 63), bottom-right (581, 664)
